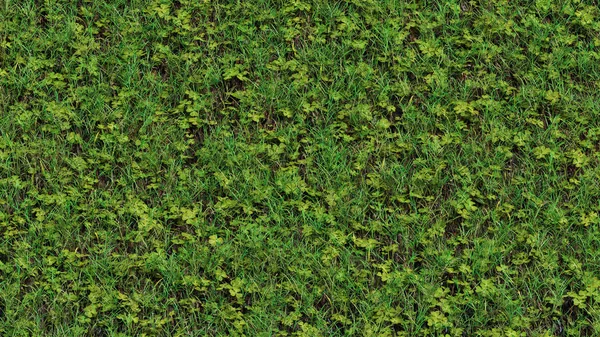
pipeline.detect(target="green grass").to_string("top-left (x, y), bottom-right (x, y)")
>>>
top-left (2, 0), bottom-right (600, 335)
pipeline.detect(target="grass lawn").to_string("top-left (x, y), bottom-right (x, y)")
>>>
top-left (2, 0), bottom-right (600, 336)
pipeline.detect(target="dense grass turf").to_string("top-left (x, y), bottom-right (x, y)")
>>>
top-left (2, 0), bottom-right (600, 335)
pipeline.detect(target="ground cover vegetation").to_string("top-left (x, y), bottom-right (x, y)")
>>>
top-left (1, 0), bottom-right (600, 335)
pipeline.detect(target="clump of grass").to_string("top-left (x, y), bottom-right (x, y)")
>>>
top-left (1, 0), bottom-right (600, 336)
